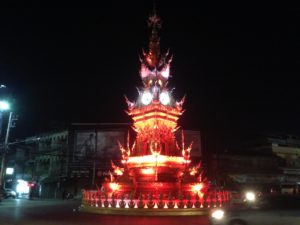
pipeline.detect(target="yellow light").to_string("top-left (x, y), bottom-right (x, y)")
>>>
top-left (192, 183), bottom-right (203, 193)
top-left (133, 111), bottom-right (179, 122)
top-left (109, 182), bottom-right (119, 192)
top-left (141, 168), bottom-right (155, 175)
top-left (128, 104), bottom-right (182, 117)
top-left (134, 118), bottom-right (177, 130)
top-left (190, 167), bottom-right (197, 176)
top-left (114, 168), bottom-right (123, 176)
top-left (127, 155), bottom-right (188, 166)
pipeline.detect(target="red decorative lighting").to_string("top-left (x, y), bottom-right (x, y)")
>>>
top-left (109, 182), bottom-right (119, 192)
top-left (141, 168), bottom-right (155, 175)
top-left (192, 183), bottom-right (204, 193)
top-left (81, 10), bottom-right (230, 214)
top-left (99, 11), bottom-right (209, 200)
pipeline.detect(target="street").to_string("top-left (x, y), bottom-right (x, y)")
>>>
top-left (0, 198), bottom-right (210, 225)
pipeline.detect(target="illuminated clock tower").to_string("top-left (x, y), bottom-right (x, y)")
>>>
top-left (102, 11), bottom-right (205, 198)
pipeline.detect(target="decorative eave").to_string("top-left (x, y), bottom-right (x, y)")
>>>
top-left (128, 102), bottom-right (183, 117)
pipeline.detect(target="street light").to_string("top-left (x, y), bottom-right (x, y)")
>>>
top-left (0, 100), bottom-right (13, 188)
top-left (0, 100), bottom-right (10, 111)
top-left (0, 100), bottom-right (10, 137)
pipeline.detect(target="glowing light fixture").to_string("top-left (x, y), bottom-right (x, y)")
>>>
top-left (161, 65), bottom-right (170, 78)
top-left (159, 92), bottom-right (170, 105)
top-left (114, 168), bottom-right (124, 176)
top-left (192, 183), bottom-right (203, 193)
top-left (6, 167), bottom-right (14, 175)
top-left (141, 91), bottom-right (153, 105)
top-left (0, 100), bottom-right (10, 111)
top-left (16, 179), bottom-right (30, 194)
top-left (141, 168), bottom-right (155, 175)
top-left (211, 209), bottom-right (225, 220)
top-left (109, 182), bottom-right (119, 192)
top-left (127, 155), bottom-right (189, 165)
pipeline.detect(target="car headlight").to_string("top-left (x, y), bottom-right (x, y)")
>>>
top-left (211, 209), bottom-right (225, 220)
top-left (245, 191), bottom-right (256, 202)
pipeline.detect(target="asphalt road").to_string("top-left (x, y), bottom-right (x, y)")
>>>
top-left (0, 198), bottom-right (210, 225)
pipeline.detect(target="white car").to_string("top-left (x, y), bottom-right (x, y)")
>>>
top-left (4, 188), bottom-right (16, 199)
top-left (210, 195), bottom-right (300, 225)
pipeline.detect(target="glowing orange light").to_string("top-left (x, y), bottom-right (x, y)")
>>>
top-left (109, 182), bottom-right (119, 192)
top-left (134, 118), bottom-right (177, 127)
top-left (190, 167), bottom-right (197, 176)
top-left (114, 168), bottom-right (123, 176)
top-left (128, 104), bottom-right (182, 117)
top-left (141, 168), bottom-right (155, 175)
top-left (133, 111), bottom-right (179, 122)
top-left (127, 155), bottom-right (188, 165)
top-left (83, 12), bottom-right (218, 206)
top-left (192, 183), bottom-right (203, 193)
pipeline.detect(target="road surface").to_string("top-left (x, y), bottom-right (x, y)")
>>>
top-left (0, 198), bottom-right (210, 225)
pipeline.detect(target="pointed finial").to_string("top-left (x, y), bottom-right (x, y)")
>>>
top-left (146, 2), bottom-right (161, 68)
top-left (148, 6), bottom-right (161, 30)
top-left (153, 0), bottom-right (157, 16)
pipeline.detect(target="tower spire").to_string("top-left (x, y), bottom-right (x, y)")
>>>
top-left (147, 5), bottom-right (161, 68)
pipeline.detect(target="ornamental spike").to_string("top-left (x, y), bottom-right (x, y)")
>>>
top-left (187, 141), bottom-right (193, 153)
top-left (181, 130), bottom-right (185, 150)
top-left (118, 140), bottom-right (126, 155)
top-left (131, 141), bottom-right (136, 153)
top-left (175, 141), bottom-right (180, 151)
top-left (124, 95), bottom-right (135, 109)
top-left (127, 132), bottom-right (130, 151)
top-left (109, 171), bottom-right (114, 182)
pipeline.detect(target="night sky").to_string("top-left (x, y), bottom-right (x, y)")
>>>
top-left (1, 2), bottom-right (300, 150)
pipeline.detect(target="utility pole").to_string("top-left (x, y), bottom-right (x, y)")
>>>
top-left (0, 112), bottom-right (13, 188)
top-left (92, 130), bottom-right (97, 188)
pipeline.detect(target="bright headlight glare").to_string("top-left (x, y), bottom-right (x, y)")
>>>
top-left (211, 209), bottom-right (225, 220)
top-left (245, 192), bottom-right (256, 201)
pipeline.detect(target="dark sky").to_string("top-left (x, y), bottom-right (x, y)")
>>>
top-left (1, 2), bottom-right (300, 148)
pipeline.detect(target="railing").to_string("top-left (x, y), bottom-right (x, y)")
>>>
top-left (81, 190), bottom-right (230, 209)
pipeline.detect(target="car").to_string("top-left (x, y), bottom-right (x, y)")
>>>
top-left (0, 189), bottom-right (4, 201)
top-left (3, 188), bottom-right (16, 199)
top-left (210, 194), bottom-right (300, 225)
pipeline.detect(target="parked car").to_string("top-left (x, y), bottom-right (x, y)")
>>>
top-left (3, 188), bottom-right (16, 199)
top-left (210, 194), bottom-right (300, 225)
top-left (0, 189), bottom-right (4, 201)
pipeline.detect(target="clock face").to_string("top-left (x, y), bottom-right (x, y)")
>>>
top-left (141, 91), bottom-right (153, 105)
top-left (159, 92), bottom-right (170, 105)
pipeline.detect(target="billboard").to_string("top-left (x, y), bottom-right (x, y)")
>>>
top-left (73, 131), bottom-right (96, 161)
top-left (73, 130), bottom-right (125, 161)
top-left (96, 131), bottom-right (124, 158)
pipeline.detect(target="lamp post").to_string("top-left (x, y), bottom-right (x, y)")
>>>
top-left (0, 100), bottom-right (10, 138)
top-left (0, 100), bottom-right (12, 188)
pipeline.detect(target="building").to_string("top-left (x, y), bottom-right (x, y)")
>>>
top-left (269, 134), bottom-right (300, 192)
top-left (6, 122), bottom-right (202, 199)
top-left (34, 130), bottom-right (68, 198)
top-left (211, 152), bottom-right (282, 192)
top-left (210, 133), bottom-right (300, 194)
